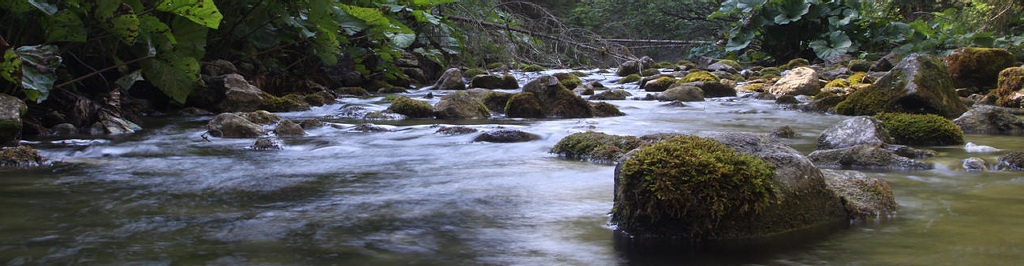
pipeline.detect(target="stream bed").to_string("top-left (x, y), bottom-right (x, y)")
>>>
top-left (2, 70), bottom-right (1024, 265)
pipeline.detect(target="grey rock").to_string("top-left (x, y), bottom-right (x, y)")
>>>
top-left (818, 116), bottom-right (894, 150)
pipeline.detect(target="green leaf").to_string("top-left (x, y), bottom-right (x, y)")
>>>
top-left (0, 50), bottom-right (22, 85)
top-left (156, 0), bottom-right (223, 29)
top-left (111, 14), bottom-right (141, 44)
top-left (141, 56), bottom-right (197, 104)
top-left (810, 31), bottom-right (852, 60)
top-left (171, 17), bottom-right (208, 59)
top-left (10, 45), bottom-right (61, 103)
top-left (725, 28), bottom-right (755, 52)
top-left (140, 15), bottom-right (176, 45)
top-left (340, 5), bottom-right (390, 28)
top-left (773, 0), bottom-right (810, 25)
top-left (44, 10), bottom-right (87, 43)
top-left (94, 0), bottom-right (119, 19)
top-left (412, 10), bottom-right (441, 25)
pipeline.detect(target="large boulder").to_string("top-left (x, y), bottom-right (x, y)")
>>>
top-left (641, 76), bottom-right (677, 92)
top-left (589, 90), bottom-right (632, 101)
top-left (944, 47), bottom-right (1017, 89)
top-left (0, 94), bottom-right (27, 146)
top-left (207, 113), bottom-right (266, 138)
top-left (273, 120), bottom-right (305, 137)
top-left (874, 112), bottom-right (964, 146)
top-left (656, 84), bottom-right (704, 102)
top-left (993, 67), bottom-right (1024, 108)
top-left (522, 76), bottom-right (594, 118)
top-left (683, 81), bottom-right (736, 98)
top-left (818, 116), bottom-right (894, 150)
top-left (387, 96), bottom-right (434, 118)
top-left (808, 144), bottom-right (933, 170)
top-left (834, 54), bottom-right (967, 118)
top-left (432, 68), bottom-right (466, 90)
top-left (469, 74), bottom-right (518, 90)
top-left (953, 106), bottom-right (1024, 134)
top-left (504, 92), bottom-right (545, 118)
top-left (433, 91), bottom-right (490, 119)
top-left (616, 56), bottom-right (656, 76)
top-left (612, 133), bottom-right (846, 241)
top-left (768, 67), bottom-right (821, 96)
top-left (215, 74), bottom-right (267, 112)
top-left (821, 169), bottom-right (897, 221)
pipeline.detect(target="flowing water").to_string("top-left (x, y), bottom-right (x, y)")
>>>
top-left (2, 70), bottom-right (1023, 265)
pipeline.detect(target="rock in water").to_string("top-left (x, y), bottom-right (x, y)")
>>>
top-left (944, 47), bottom-right (1016, 89)
top-left (473, 129), bottom-right (540, 143)
top-left (963, 157), bottom-right (989, 172)
top-left (953, 106), bottom-right (1024, 134)
top-left (0, 146), bottom-right (46, 168)
top-left (835, 54), bottom-right (967, 118)
top-left (433, 91), bottom-right (490, 119)
top-left (207, 113), bottom-right (266, 138)
top-left (432, 68), bottom-right (466, 90)
top-left (821, 169), bottom-right (897, 221)
top-left (817, 116), bottom-right (894, 150)
top-left (992, 67), bottom-right (1024, 108)
top-left (768, 67), bottom-right (821, 96)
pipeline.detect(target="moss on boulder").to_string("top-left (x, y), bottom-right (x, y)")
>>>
top-left (782, 58), bottom-right (810, 70)
top-left (680, 71), bottom-right (720, 83)
top-left (612, 135), bottom-right (782, 240)
top-left (874, 112), bottom-right (964, 146)
top-left (592, 102), bottom-right (625, 117)
top-left (617, 56), bottom-right (656, 76)
top-left (462, 67), bottom-right (486, 78)
top-left (387, 96), bottom-right (434, 118)
top-left (944, 47), bottom-right (1017, 89)
top-left (522, 76), bottom-right (594, 118)
top-left (993, 67), bottom-right (1024, 108)
top-left (433, 91), bottom-right (491, 119)
top-left (551, 132), bottom-right (643, 164)
top-left (520, 64), bottom-right (545, 72)
top-left (505, 92), bottom-right (545, 118)
top-left (0, 146), bottom-right (45, 168)
top-left (261, 93), bottom-right (311, 112)
top-left (618, 74), bottom-right (642, 84)
top-left (835, 54), bottom-right (967, 118)
top-left (642, 76), bottom-right (678, 92)
top-left (590, 90), bottom-right (632, 100)
top-left (554, 72), bottom-right (583, 89)
top-left (482, 91), bottom-right (513, 114)
top-left (433, 68), bottom-right (466, 90)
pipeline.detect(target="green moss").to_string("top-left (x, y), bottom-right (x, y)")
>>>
top-left (261, 93), bottom-right (310, 112)
top-left (760, 74), bottom-right (781, 81)
top-left (833, 85), bottom-right (893, 116)
top-left (383, 95), bottom-right (400, 101)
top-left (847, 60), bottom-right (872, 72)
top-left (681, 71), bottom-right (720, 83)
top-left (782, 58), bottom-right (810, 70)
top-left (592, 102), bottom-right (625, 117)
top-left (336, 87), bottom-right (370, 96)
top-left (505, 92), bottom-right (545, 118)
top-left (377, 86), bottom-right (409, 94)
top-left (470, 74), bottom-right (519, 89)
top-left (612, 135), bottom-right (778, 239)
top-left (644, 76), bottom-right (678, 92)
top-left (759, 67), bottom-right (782, 77)
top-left (618, 74), bottom-right (642, 84)
top-left (486, 62), bottom-right (505, 69)
top-left (741, 83), bottom-right (765, 92)
top-left (847, 72), bottom-right (870, 85)
top-left (994, 67), bottom-right (1024, 108)
top-left (726, 73), bottom-right (745, 82)
top-left (550, 132), bottom-right (642, 164)
top-left (640, 68), bottom-right (660, 76)
top-left (676, 60), bottom-right (695, 68)
top-left (814, 91), bottom-right (838, 100)
top-left (482, 91), bottom-right (512, 114)
top-left (824, 79), bottom-right (850, 88)
top-left (874, 112), bottom-right (965, 146)
top-left (655, 61), bottom-right (675, 68)
top-left (716, 59), bottom-right (742, 69)
top-left (303, 94), bottom-right (327, 106)
top-left (387, 96), bottom-right (434, 118)
top-left (520, 64), bottom-right (545, 72)
top-left (553, 72), bottom-right (583, 89)
top-left (463, 68), bottom-right (486, 78)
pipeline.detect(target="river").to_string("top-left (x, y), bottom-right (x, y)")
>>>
top-left (2, 70), bottom-right (1023, 265)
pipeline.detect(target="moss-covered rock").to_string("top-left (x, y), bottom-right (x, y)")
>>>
top-left (642, 76), bottom-right (677, 92)
top-left (824, 79), bottom-right (850, 89)
top-left (554, 72), bottom-right (583, 89)
top-left (433, 68), bottom-right (466, 90)
top-left (847, 60), bottom-right (873, 72)
top-left (683, 81), bottom-right (736, 98)
top-left (590, 90), bottom-right (632, 100)
top-left (759, 67), bottom-right (782, 77)
top-left (504, 92), bottom-right (545, 118)
top-left (835, 54), bottom-right (967, 118)
top-left (680, 71), bottom-right (720, 83)
top-left (335, 87), bottom-right (371, 96)
top-left (376, 85), bottom-right (409, 94)
top-left (207, 113), bottom-right (267, 138)
top-left (993, 67), bottom-right (1024, 108)
top-left (522, 76), bottom-right (594, 118)
top-left (0, 93), bottom-right (26, 146)
top-left (473, 129), bottom-right (540, 143)
top-left (775, 95), bottom-right (800, 104)
top-left (944, 47), bottom-right (1017, 89)
top-left (482, 91), bottom-right (513, 114)
top-left (485, 62), bottom-right (505, 70)
top-left (592, 102), bottom-right (625, 117)
top-left (0, 146), bottom-right (45, 168)
top-left (237, 110), bottom-right (282, 125)
top-left (640, 68), bottom-right (660, 76)
top-left (551, 132), bottom-right (643, 164)
top-left (462, 67), bottom-right (486, 78)
top-left (952, 106), bottom-right (1024, 134)
top-left (613, 132), bottom-right (847, 241)
top-left (261, 93), bottom-right (311, 112)
top-left (782, 58), bottom-right (810, 70)
top-left (469, 74), bottom-right (519, 90)
top-left (618, 74), bottom-right (643, 84)
top-left (658, 84), bottom-right (704, 102)
top-left (520, 64), bottom-right (545, 72)
top-left (874, 112), bottom-right (965, 146)
top-left (803, 94), bottom-right (848, 113)
top-left (273, 120), bottom-right (306, 137)
top-left (387, 96), bottom-right (434, 118)
top-left (433, 91), bottom-right (491, 119)
top-left (847, 72), bottom-right (870, 85)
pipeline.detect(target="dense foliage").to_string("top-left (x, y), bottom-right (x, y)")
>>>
top-left (0, 0), bottom-right (459, 105)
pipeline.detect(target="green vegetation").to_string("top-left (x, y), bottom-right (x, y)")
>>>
top-left (550, 132), bottom-right (642, 164)
top-left (554, 73), bottom-right (583, 89)
top-left (681, 71), bottom-right (720, 83)
top-left (387, 96), bottom-right (434, 118)
top-left (874, 112), bottom-right (965, 146)
top-left (504, 92), bottom-right (544, 118)
top-left (825, 79), bottom-right (851, 89)
top-left (592, 102), bottom-right (625, 117)
top-left (833, 85), bottom-right (893, 116)
top-left (618, 74), bottom-right (642, 84)
top-left (782, 58), bottom-right (810, 70)
top-left (463, 68), bottom-right (487, 78)
top-left (716, 59), bottom-right (742, 69)
top-left (520, 64), bottom-right (545, 72)
top-left (612, 135), bottom-right (778, 239)
top-left (643, 76), bottom-right (678, 92)
top-left (994, 67), bottom-right (1024, 108)
top-left (848, 72), bottom-right (870, 85)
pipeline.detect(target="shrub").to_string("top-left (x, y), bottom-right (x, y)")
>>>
top-left (874, 112), bottom-right (965, 146)
top-left (612, 135), bottom-right (778, 239)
